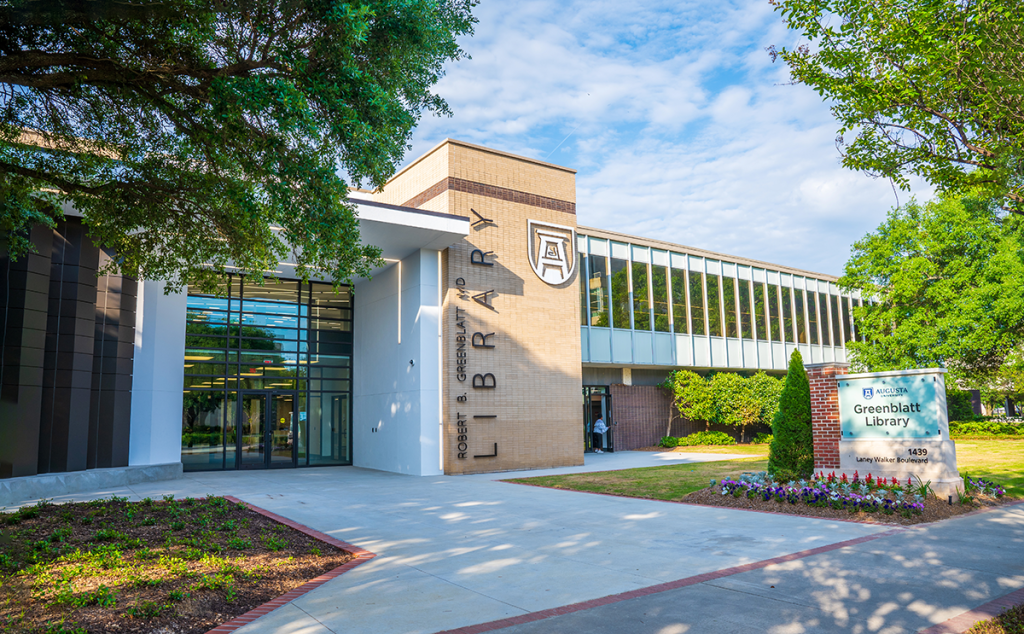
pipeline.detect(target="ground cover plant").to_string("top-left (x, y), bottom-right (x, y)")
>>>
top-left (966, 603), bottom-right (1024, 634)
top-left (516, 438), bottom-right (1020, 525)
top-left (0, 496), bottom-right (352, 634)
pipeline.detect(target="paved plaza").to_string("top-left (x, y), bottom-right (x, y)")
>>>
top-left (7, 451), bottom-right (1023, 634)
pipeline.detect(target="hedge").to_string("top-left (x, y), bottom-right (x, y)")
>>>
top-left (659, 431), bottom-right (737, 447)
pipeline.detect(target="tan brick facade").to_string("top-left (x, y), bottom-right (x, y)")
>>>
top-left (373, 140), bottom-right (584, 474)
top-left (807, 362), bottom-right (849, 471)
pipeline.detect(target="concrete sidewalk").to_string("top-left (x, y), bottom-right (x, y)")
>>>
top-left (5, 452), bottom-right (1020, 634)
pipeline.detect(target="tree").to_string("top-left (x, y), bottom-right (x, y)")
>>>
top-left (768, 350), bottom-right (814, 481)
top-left (768, 0), bottom-right (1024, 213)
top-left (748, 371), bottom-right (785, 428)
top-left (0, 0), bottom-right (477, 291)
top-left (840, 195), bottom-right (1024, 383)
top-left (710, 372), bottom-right (760, 442)
top-left (667, 370), bottom-right (716, 432)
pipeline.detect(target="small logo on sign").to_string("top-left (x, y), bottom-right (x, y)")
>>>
top-left (527, 220), bottom-right (577, 285)
top-left (862, 388), bottom-right (874, 400)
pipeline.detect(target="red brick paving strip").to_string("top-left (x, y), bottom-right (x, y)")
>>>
top-left (204, 496), bottom-right (376, 634)
top-left (918, 586), bottom-right (1024, 634)
top-left (430, 528), bottom-right (905, 634)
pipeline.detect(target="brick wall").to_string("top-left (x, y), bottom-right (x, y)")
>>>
top-left (609, 384), bottom-right (770, 449)
top-left (807, 363), bottom-right (849, 471)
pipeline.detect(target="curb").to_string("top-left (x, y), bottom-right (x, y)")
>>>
top-left (203, 496), bottom-right (376, 634)
top-left (919, 586), bottom-right (1024, 633)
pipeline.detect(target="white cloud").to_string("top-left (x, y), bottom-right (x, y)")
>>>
top-left (404, 0), bottom-right (933, 276)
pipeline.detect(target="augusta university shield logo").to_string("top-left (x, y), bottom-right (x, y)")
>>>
top-left (528, 220), bottom-right (577, 285)
top-left (863, 387), bottom-right (874, 400)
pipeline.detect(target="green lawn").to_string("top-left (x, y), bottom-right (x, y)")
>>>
top-left (507, 456), bottom-right (768, 501)
top-left (509, 439), bottom-right (1024, 500)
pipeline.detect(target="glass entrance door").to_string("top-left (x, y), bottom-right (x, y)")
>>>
top-left (582, 387), bottom-right (614, 453)
top-left (238, 391), bottom-right (296, 469)
top-left (240, 392), bottom-right (267, 468)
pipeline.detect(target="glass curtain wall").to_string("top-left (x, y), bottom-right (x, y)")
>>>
top-left (819, 292), bottom-right (832, 346)
top-left (671, 269), bottom-right (688, 334)
top-left (794, 288), bottom-right (808, 344)
top-left (840, 297), bottom-right (853, 343)
top-left (706, 274), bottom-right (723, 337)
top-left (610, 258), bottom-right (630, 329)
top-left (752, 282), bottom-right (768, 341)
top-left (738, 279), bottom-right (753, 339)
top-left (631, 262), bottom-right (651, 330)
top-left (579, 253), bottom-right (588, 326)
top-left (807, 291), bottom-right (820, 345)
top-left (767, 284), bottom-right (782, 342)
top-left (652, 266), bottom-right (670, 332)
top-left (722, 277), bottom-right (738, 338)
top-left (781, 287), bottom-right (794, 343)
top-left (831, 294), bottom-right (843, 345)
top-left (588, 255), bottom-right (610, 327)
top-left (182, 277), bottom-right (353, 471)
top-left (688, 271), bottom-right (706, 336)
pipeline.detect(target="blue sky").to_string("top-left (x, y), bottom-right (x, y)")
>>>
top-left (402, 0), bottom-right (931, 277)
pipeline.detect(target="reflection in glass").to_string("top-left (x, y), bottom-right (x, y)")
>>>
top-left (841, 296), bottom-right (853, 343)
top-left (753, 282), bottom-right (768, 341)
top-left (652, 266), bottom-right (670, 332)
top-left (831, 294), bottom-right (843, 345)
top-left (781, 287), bottom-right (794, 343)
top-left (706, 274), bottom-right (722, 337)
top-left (819, 292), bottom-right (832, 346)
top-left (794, 289), bottom-right (808, 344)
top-left (722, 277), bottom-right (738, 338)
top-left (807, 291), bottom-right (820, 345)
top-left (181, 391), bottom-right (227, 470)
top-left (580, 253), bottom-right (588, 326)
top-left (671, 269), bottom-right (688, 334)
top-left (610, 258), bottom-right (630, 329)
top-left (588, 255), bottom-right (610, 327)
top-left (689, 271), bottom-right (706, 336)
top-left (632, 262), bottom-right (651, 330)
top-left (766, 284), bottom-right (781, 341)
top-left (270, 393), bottom-right (294, 465)
top-left (309, 394), bottom-right (350, 465)
top-left (738, 279), bottom-right (753, 339)
top-left (240, 393), bottom-right (267, 467)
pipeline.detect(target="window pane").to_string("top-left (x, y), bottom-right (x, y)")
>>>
top-left (767, 284), bottom-right (781, 342)
top-left (705, 274), bottom-right (722, 337)
top-left (671, 269), bottom-right (689, 334)
top-left (794, 289), bottom-right (808, 344)
top-left (831, 294), bottom-right (843, 345)
top-left (752, 283), bottom-right (768, 341)
top-left (841, 296), bottom-right (853, 343)
top-left (610, 258), bottom-right (630, 329)
top-left (781, 286), bottom-right (794, 343)
top-left (819, 292), bottom-right (832, 346)
top-left (631, 261), bottom-right (651, 330)
top-left (588, 255), bottom-right (610, 327)
top-left (722, 278), bottom-right (738, 338)
top-left (580, 253), bottom-right (588, 326)
top-left (688, 271), bottom-right (706, 336)
top-left (738, 279), bottom-right (753, 339)
top-left (652, 266), bottom-right (670, 332)
top-left (181, 390), bottom-right (227, 470)
top-left (807, 291), bottom-right (820, 345)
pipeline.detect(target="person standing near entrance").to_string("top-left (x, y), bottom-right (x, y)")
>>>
top-left (593, 417), bottom-right (608, 453)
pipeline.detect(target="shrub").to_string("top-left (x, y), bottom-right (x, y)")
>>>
top-left (768, 350), bottom-right (814, 481)
top-left (752, 433), bottom-right (773, 445)
top-left (658, 436), bottom-right (679, 448)
top-left (950, 420), bottom-right (1024, 437)
top-left (675, 431), bottom-right (736, 446)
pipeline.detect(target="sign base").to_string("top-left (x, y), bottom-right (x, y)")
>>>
top-left (838, 438), bottom-right (963, 497)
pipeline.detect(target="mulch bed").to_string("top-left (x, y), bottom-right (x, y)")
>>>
top-left (0, 496), bottom-right (352, 634)
top-left (682, 485), bottom-right (1011, 525)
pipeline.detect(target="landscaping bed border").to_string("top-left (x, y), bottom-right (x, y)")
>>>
top-left (203, 496), bottom-right (376, 634)
top-left (503, 480), bottom-right (1024, 527)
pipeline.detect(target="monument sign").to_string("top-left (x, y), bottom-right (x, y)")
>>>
top-left (836, 368), bottom-right (962, 496)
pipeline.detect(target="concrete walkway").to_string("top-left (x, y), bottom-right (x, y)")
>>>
top-left (6, 452), bottom-right (1022, 634)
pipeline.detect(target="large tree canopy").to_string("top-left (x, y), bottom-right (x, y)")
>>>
top-left (840, 195), bottom-right (1024, 383)
top-left (0, 0), bottom-right (476, 290)
top-left (769, 0), bottom-right (1024, 213)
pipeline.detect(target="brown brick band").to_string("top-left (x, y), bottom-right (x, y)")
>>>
top-left (403, 177), bottom-right (576, 214)
top-left (204, 496), bottom-right (376, 634)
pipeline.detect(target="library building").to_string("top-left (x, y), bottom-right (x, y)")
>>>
top-left (0, 139), bottom-right (862, 496)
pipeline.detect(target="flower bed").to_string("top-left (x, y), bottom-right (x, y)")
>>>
top-left (683, 471), bottom-right (1008, 525)
top-left (0, 496), bottom-right (353, 634)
